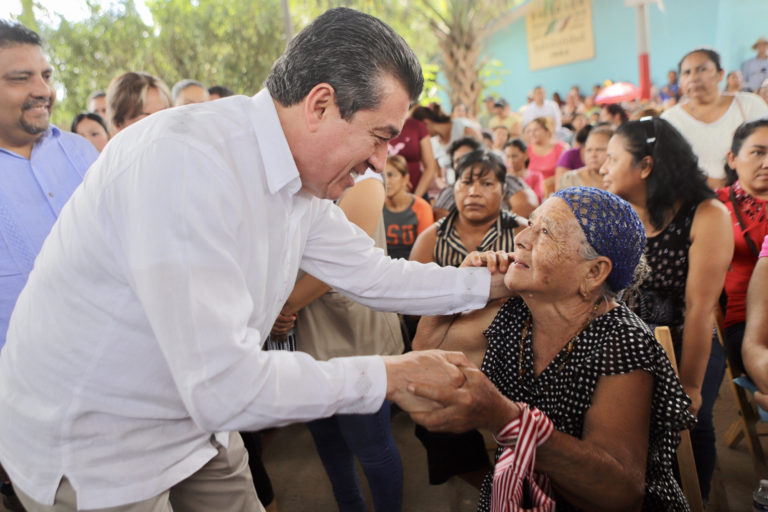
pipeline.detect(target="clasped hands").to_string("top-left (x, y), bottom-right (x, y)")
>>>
top-left (384, 250), bottom-right (519, 434)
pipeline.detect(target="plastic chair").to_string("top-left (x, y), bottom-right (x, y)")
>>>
top-left (654, 326), bottom-right (705, 512)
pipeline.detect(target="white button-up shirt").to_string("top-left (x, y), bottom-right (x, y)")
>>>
top-left (0, 90), bottom-right (491, 508)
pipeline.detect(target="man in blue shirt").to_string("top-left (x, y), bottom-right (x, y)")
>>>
top-left (743, 37), bottom-right (768, 92)
top-left (0, 20), bottom-right (97, 357)
top-left (0, 19), bottom-right (97, 509)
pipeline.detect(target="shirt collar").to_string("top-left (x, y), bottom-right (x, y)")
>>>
top-left (250, 89), bottom-right (302, 196)
top-left (0, 125), bottom-right (59, 159)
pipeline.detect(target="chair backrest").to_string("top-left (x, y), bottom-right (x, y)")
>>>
top-left (654, 326), bottom-right (705, 512)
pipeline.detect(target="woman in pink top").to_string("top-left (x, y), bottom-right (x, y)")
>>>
top-left (525, 117), bottom-right (566, 198)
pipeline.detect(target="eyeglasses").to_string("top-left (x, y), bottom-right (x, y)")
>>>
top-left (639, 116), bottom-right (656, 156)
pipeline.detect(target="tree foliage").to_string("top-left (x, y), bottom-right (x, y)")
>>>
top-left (15, 0), bottom-right (521, 128)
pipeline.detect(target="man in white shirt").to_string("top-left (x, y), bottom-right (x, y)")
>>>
top-left (0, 8), bottom-right (510, 512)
top-left (521, 85), bottom-right (562, 131)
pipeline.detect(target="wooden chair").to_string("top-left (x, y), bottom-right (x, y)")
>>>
top-left (654, 326), bottom-right (705, 512)
top-left (714, 310), bottom-right (768, 478)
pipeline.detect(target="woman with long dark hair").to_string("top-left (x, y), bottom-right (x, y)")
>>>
top-left (600, 117), bottom-right (733, 501)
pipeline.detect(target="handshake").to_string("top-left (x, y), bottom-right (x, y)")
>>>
top-left (381, 350), bottom-right (520, 435)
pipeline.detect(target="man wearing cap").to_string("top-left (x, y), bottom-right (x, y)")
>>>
top-left (488, 98), bottom-right (521, 137)
top-left (743, 36), bottom-right (768, 92)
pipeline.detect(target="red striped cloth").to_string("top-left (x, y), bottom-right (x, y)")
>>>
top-left (491, 403), bottom-right (555, 512)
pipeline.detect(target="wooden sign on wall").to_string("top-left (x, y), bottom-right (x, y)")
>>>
top-left (525, 0), bottom-right (596, 70)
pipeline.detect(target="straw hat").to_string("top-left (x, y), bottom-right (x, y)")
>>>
top-left (753, 37), bottom-right (768, 50)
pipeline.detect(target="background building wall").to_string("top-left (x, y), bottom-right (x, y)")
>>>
top-left (472, 0), bottom-right (768, 108)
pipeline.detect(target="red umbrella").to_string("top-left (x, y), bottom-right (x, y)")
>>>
top-left (595, 82), bottom-right (640, 105)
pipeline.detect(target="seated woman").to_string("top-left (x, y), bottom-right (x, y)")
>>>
top-left (717, 119), bottom-right (768, 374)
top-left (557, 124), bottom-right (614, 190)
top-left (383, 155), bottom-right (434, 260)
top-left (411, 187), bottom-right (694, 511)
top-left (411, 149), bottom-right (518, 267)
top-left (526, 117), bottom-right (567, 199)
top-left (600, 117), bottom-right (733, 501)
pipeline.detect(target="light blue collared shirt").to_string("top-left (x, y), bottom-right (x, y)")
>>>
top-left (0, 126), bottom-right (98, 349)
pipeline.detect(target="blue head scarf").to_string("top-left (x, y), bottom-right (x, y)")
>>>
top-left (553, 187), bottom-right (646, 292)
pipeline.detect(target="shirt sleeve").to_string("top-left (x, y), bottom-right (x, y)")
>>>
top-left (761, 235), bottom-right (768, 258)
top-left (104, 140), bottom-right (387, 433)
top-left (413, 196), bottom-right (435, 235)
top-left (301, 199), bottom-right (491, 316)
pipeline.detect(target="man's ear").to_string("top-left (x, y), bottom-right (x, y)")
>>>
top-left (304, 83), bottom-right (336, 133)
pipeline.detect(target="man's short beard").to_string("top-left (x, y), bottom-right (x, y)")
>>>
top-left (20, 116), bottom-right (48, 135)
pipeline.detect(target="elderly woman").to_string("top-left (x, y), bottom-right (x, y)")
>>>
top-left (411, 187), bottom-right (694, 511)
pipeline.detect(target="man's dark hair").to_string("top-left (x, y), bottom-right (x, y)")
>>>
top-left (615, 118), bottom-right (713, 230)
top-left (0, 20), bottom-right (42, 48)
top-left (265, 7), bottom-right (423, 120)
top-left (208, 85), bottom-right (233, 98)
top-left (603, 103), bottom-right (628, 124)
top-left (448, 136), bottom-right (482, 167)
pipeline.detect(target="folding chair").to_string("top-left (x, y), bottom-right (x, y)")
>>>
top-left (714, 310), bottom-right (768, 478)
top-left (654, 326), bottom-right (705, 512)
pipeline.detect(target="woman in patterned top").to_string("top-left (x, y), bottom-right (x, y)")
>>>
top-left (410, 187), bottom-right (694, 511)
top-left (600, 117), bottom-right (733, 501)
top-left (410, 149), bottom-right (518, 267)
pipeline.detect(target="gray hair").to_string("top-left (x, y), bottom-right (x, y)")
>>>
top-left (264, 7), bottom-right (423, 120)
top-left (578, 239), bottom-right (649, 303)
top-left (171, 79), bottom-right (208, 102)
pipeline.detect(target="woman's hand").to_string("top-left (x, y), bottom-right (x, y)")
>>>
top-left (461, 250), bottom-right (514, 274)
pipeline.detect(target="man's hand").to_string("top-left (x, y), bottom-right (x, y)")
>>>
top-left (270, 311), bottom-right (297, 336)
top-left (382, 350), bottom-right (469, 414)
top-left (408, 366), bottom-right (521, 434)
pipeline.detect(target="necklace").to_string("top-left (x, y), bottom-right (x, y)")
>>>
top-left (518, 298), bottom-right (603, 379)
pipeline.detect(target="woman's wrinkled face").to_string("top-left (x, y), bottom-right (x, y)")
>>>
top-left (600, 134), bottom-right (646, 199)
top-left (728, 126), bottom-right (768, 197)
top-left (454, 164), bottom-right (504, 224)
top-left (384, 163), bottom-right (409, 198)
top-left (679, 51), bottom-right (723, 100)
top-left (504, 198), bottom-right (586, 297)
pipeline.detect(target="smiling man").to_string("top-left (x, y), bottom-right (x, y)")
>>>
top-left (0, 20), bottom-right (98, 510)
top-left (0, 8), bottom-right (510, 512)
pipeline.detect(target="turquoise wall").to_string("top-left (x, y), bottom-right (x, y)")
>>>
top-left (474, 0), bottom-right (768, 108)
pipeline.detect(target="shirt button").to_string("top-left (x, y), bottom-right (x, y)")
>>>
top-left (48, 192), bottom-right (54, 197)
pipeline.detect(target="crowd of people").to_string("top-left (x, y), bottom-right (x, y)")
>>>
top-left (1, 8), bottom-right (768, 512)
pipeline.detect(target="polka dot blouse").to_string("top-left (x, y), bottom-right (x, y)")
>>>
top-left (621, 202), bottom-right (697, 344)
top-left (477, 297), bottom-right (695, 512)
